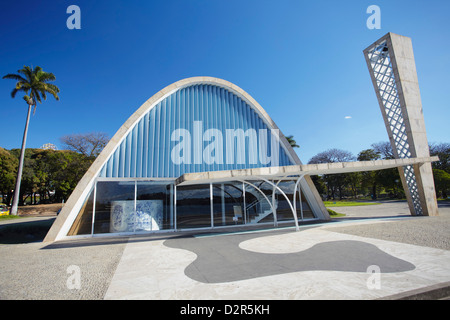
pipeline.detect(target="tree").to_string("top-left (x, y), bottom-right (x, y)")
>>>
top-left (346, 171), bottom-right (362, 199)
top-left (371, 141), bottom-right (395, 159)
top-left (429, 142), bottom-right (450, 173)
top-left (44, 150), bottom-right (92, 202)
top-left (60, 132), bottom-right (109, 158)
top-left (9, 148), bottom-right (40, 205)
top-left (0, 148), bottom-right (18, 205)
top-left (6, 148), bottom-right (93, 205)
top-left (3, 65), bottom-right (60, 214)
top-left (285, 135), bottom-right (299, 148)
top-left (429, 143), bottom-right (450, 199)
top-left (433, 169), bottom-right (450, 199)
top-left (368, 143), bottom-right (402, 198)
top-left (308, 149), bottom-right (355, 200)
top-left (357, 149), bottom-right (381, 161)
top-left (309, 148), bottom-right (355, 164)
top-left (357, 149), bottom-right (381, 199)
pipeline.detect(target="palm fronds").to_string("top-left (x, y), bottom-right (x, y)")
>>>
top-left (3, 65), bottom-right (60, 114)
top-left (286, 135), bottom-right (300, 149)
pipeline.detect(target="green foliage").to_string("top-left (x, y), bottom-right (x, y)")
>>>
top-left (286, 135), bottom-right (299, 148)
top-left (0, 148), bottom-right (18, 204)
top-left (323, 201), bottom-right (380, 207)
top-left (433, 169), bottom-right (450, 199)
top-left (430, 143), bottom-right (450, 173)
top-left (1, 148), bottom-right (93, 205)
top-left (357, 149), bottom-right (381, 161)
top-left (307, 141), bottom-right (449, 201)
top-left (308, 148), bottom-right (356, 200)
top-left (326, 209), bottom-right (346, 217)
top-left (0, 215), bottom-right (23, 221)
top-left (356, 147), bottom-right (402, 200)
top-left (3, 65), bottom-right (60, 213)
top-left (430, 143), bottom-right (450, 199)
top-left (3, 65), bottom-right (60, 113)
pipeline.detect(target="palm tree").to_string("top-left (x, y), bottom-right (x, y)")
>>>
top-left (3, 66), bottom-right (60, 214)
top-left (286, 135), bottom-right (299, 149)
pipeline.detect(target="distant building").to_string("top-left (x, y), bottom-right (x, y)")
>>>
top-left (40, 143), bottom-right (57, 151)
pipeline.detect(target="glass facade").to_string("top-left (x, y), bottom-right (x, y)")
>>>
top-left (49, 78), bottom-right (332, 242)
top-left (94, 181), bottom-right (135, 234)
top-left (176, 184), bottom-right (211, 229)
top-left (276, 180), bottom-right (314, 221)
top-left (68, 178), bottom-right (316, 236)
top-left (212, 183), bottom-right (245, 227)
top-left (137, 182), bottom-right (173, 230)
top-left (244, 182), bottom-right (274, 224)
top-left (67, 186), bottom-right (95, 236)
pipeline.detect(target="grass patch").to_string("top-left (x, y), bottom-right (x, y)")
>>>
top-left (0, 215), bottom-right (24, 221)
top-left (327, 209), bottom-right (346, 217)
top-left (324, 200), bottom-right (380, 207)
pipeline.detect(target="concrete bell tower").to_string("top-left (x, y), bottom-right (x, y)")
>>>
top-left (364, 32), bottom-right (439, 216)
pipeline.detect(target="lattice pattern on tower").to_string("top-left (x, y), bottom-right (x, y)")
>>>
top-left (366, 40), bottom-right (423, 215)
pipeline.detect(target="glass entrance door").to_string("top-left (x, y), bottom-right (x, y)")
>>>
top-left (243, 181), bottom-right (274, 225)
top-left (212, 183), bottom-right (245, 227)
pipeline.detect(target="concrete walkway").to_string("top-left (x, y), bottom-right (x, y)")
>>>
top-left (326, 200), bottom-right (411, 219)
top-left (1, 201), bottom-right (449, 300)
top-left (104, 202), bottom-right (450, 300)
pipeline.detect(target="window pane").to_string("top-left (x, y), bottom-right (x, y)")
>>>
top-left (276, 180), bottom-right (314, 221)
top-left (244, 182), bottom-right (274, 224)
top-left (136, 182), bottom-right (173, 231)
top-left (94, 181), bottom-right (135, 234)
top-left (212, 183), bottom-right (245, 227)
top-left (176, 184), bottom-right (211, 229)
top-left (68, 186), bottom-right (94, 235)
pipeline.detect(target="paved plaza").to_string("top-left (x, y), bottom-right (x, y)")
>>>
top-left (1, 201), bottom-right (449, 300)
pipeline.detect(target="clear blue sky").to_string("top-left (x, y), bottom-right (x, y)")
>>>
top-left (1, 0), bottom-right (449, 163)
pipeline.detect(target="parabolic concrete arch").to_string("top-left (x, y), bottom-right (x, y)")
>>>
top-left (45, 77), bottom-right (328, 242)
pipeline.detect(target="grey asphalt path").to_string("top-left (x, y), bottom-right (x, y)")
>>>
top-left (164, 232), bottom-right (416, 284)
